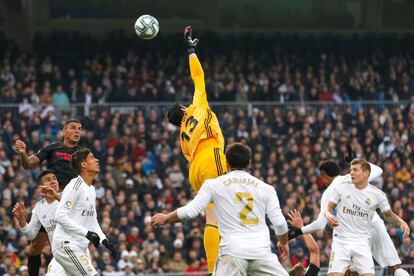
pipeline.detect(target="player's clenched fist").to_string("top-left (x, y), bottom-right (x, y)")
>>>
top-left (15, 139), bottom-right (27, 154)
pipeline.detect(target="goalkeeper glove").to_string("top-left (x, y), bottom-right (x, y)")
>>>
top-left (102, 239), bottom-right (118, 259)
top-left (184, 26), bottom-right (199, 54)
top-left (288, 226), bottom-right (303, 241)
top-left (86, 231), bottom-right (100, 248)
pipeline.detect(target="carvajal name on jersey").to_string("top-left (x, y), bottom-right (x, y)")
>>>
top-left (223, 177), bottom-right (258, 187)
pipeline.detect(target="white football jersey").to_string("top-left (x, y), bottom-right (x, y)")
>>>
top-left (52, 176), bottom-right (106, 251)
top-left (329, 182), bottom-right (391, 242)
top-left (20, 199), bottom-right (58, 243)
top-left (177, 170), bottom-right (288, 259)
top-left (302, 163), bottom-right (384, 234)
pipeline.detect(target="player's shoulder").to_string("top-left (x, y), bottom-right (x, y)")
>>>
top-left (367, 184), bottom-right (385, 196)
top-left (331, 175), bottom-right (350, 189)
top-left (332, 174), bottom-right (351, 186)
top-left (33, 199), bottom-right (45, 211)
top-left (45, 142), bottom-right (63, 149)
top-left (74, 145), bottom-right (82, 150)
top-left (64, 176), bottom-right (83, 191)
top-left (204, 173), bottom-right (227, 186)
top-left (37, 142), bottom-right (61, 153)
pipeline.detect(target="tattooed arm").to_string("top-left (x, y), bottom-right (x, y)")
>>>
top-left (15, 139), bottom-right (41, 169)
top-left (20, 154), bottom-right (40, 169)
top-left (381, 210), bottom-right (410, 238)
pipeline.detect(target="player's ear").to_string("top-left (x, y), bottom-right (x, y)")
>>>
top-left (246, 160), bottom-right (252, 170)
top-left (81, 160), bottom-right (88, 171)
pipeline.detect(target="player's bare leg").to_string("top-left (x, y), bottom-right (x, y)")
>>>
top-left (344, 269), bottom-right (358, 276)
top-left (205, 204), bottom-right (220, 274)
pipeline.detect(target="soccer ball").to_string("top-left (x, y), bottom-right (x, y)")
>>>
top-left (134, 15), bottom-right (159, 40)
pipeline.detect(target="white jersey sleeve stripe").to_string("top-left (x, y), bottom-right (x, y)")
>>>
top-left (73, 177), bottom-right (82, 191)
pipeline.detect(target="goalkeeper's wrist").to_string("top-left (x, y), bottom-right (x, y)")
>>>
top-left (187, 47), bottom-right (196, 54)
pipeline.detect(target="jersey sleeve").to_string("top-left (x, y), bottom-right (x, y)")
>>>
top-left (302, 210), bottom-right (328, 234)
top-left (189, 54), bottom-right (208, 108)
top-left (329, 183), bottom-right (343, 205)
top-left (176, 180), bottom-right (213, 220)
top-left (35, 143), bottom-right (54, 163)
top-left (266, 187), bottom-right (288, 236)
top-left (55, 181), bottom-right (88, 237)
top-left (368, 162), bottom-right (383, 182)
top-left (377, 190), bottom-right (391, 213)
top-left (302, 185), bottom-right (331, 233)
top-left (20, 206), bottom-right (43, 241)
top-left (93, 204), bottom-right (107, 242)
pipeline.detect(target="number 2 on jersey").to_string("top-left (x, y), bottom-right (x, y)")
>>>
top-left (235, 192), bottom-right (259, 225)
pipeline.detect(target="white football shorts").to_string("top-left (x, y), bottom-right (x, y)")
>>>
top-left (213, 253), bottom-right (289, 276)
top-left (328, 239), bottom-right (375, 275)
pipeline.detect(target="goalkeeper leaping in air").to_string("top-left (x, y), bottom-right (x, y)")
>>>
top-left (167, 26), bottom-right (227, 274)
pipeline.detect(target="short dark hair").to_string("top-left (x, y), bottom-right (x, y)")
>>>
top-left (71, 148), bottom-right (91, 174)
top-left (226, 143), bottom-right (251, 170)
top-left (37, 170), bottom-right (55, 185)
top-left (288, 263), bottom-right (304, 276)
top-left (319, 160), bottom-right (341, 177)
top-left (350, 158), bottom-right (371, 174)
top-left (167, 103), bottom-right (185, 127)
top-left (64, 119), bottom-right (81, 127)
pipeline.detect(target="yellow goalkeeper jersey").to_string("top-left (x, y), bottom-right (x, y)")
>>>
top-left (179, 54), bottom-right (225, 164)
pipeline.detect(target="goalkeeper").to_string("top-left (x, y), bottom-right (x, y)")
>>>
top-left (167, 26), bottom-right (227, 274)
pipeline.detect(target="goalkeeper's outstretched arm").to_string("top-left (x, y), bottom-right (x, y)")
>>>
top-left (184, 26), bottom-right (208, 107)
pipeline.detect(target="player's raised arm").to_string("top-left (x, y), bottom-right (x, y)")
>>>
top-left (299, 190), bottom-right (332, 234)
top-left (15, 139), bottom-right (41, 169)
top-left (151, 180), bottom-right (214, 226)
top-left (13, 202), bottom-right (42, 241)
top-left (368, 162), bottom-right (383, 181)
top-left (345, 145), bottom-right (383, 181)
top-left (184, 26), bottom-right (208, 108)
top-left (288, 210), bottom-right (320, 268)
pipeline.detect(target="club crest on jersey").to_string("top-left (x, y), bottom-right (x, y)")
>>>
top-left (65, 201), bottom-right (73, 209)
top-left (365, 198), bottom-right (371, 206)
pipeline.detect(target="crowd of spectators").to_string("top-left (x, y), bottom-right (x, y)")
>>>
top-left (0, 31), bottom-right (414, 275)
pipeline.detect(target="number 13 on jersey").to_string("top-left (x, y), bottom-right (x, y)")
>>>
top-left (235, 192), bottom-right (259, 225)
top-left (181, 116), bottom-right (199, 142)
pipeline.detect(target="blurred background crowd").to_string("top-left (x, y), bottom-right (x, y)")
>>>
top-left (0, 32), bottom-right (414, 275)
